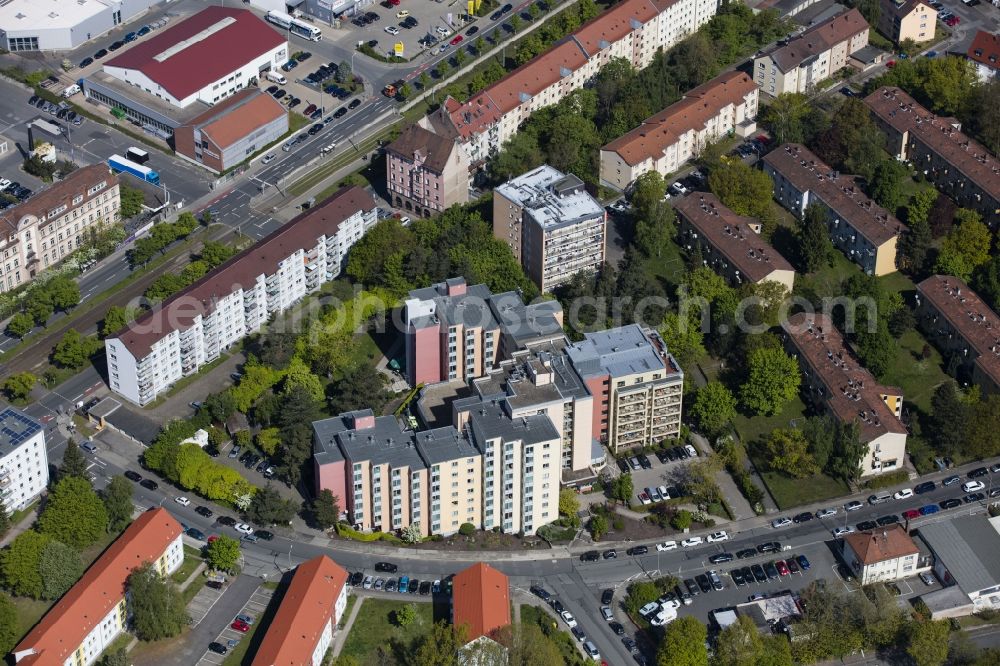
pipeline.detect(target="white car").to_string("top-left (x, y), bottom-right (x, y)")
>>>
top-left (816, 508), bottom-right (838, 519)
top-left (707, 531), bottom-right (729, 543)
top-left (560, 611), bottom-right (577, 628)
top-left (669, 181), bottom-right (689, 196)
top-left (650, 608), bottom-right (677, 626)
top-left (681, 536), bottom-right (704, 547)
top-left (657, 540), bottom-right (678, 551)
top-left (771, 517), bottom-right (792, 528)
top-left (435, 25), bottom-right (450, 35)
top-left (639, 601), bottom-right (660, 617)
top-left (684, 444), bottom-right (698, 458)
top-left (893, 488), bottom-right (914, 500)
top-left (0, 178), bottom-right (10, 190)
top-left (659, 598), bottom-right (681, 610)
top-left (963, 480), bottom-right (986, 493)
top-left (234, 523), bottom-right (254, 535)
top-left (174, 496), bottom-right (190, 507)
top-left (384, 25), bottom-right (400, 35)
top-left (833, 526), bottom-right (856, 537)
top-left (260, 153), bottom-right (276, 165)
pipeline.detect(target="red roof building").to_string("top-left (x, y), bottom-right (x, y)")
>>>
top-left (12, 508), bottom-right (184, 665)
top-left (452, 563), bottom-right (511, 642)
top-left (966, 30), bottom-right (1000, 82)
top-left (251, 556), bottom-right (348, 666)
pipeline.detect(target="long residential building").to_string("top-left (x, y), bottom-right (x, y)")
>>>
top-left (106, 186), bottom-right (377, 405)
top-left (675, 192), bottom-right (795, 292)
top-left (762, 143), bottom-right (906, 276)
top-left (493, 165), bottom-right (606, 292)
top-left (599, 71), bottom-right (759, 191)
top-left (782, 312), bottom-right (907, 477)
top-left (420, 0), bottom-right (719, 166)
top-left (0, 164), bottom-right (120, 293)
top-left (0, 408), bottom-right (49, 514)
top-left (385, 124), bottom-right (470, 217)
top-left (11, 508), bottom-right (183, 666)
top-left (753, 8), bottom-right (869, 96)
top-left (864, 87), bottom-right (1000, 228)
top-left (251, 556), bottom-right (348, 666)
top-left (915, 275), bottom-right (1000, 395)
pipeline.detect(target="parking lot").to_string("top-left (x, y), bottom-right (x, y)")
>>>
top-left (614, 445), bottom-right (700, 506)
top-left (347, 0), bottom-right (481, 61)
top-left (197, 585), bottom-right (275, 664)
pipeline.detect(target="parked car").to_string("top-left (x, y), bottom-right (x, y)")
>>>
top-left (844, 500), bottom-right (863, 511)
top-left (231, 620), bottom-right (250, 633)
top-left (208, 642), bottom-right (228, 655)
top-left (195, 506), bottom-right (213, 518)
top-left (174, 496), bottom-right (191, 507)
top-left (963, 480), bottom-right (986, 493)
top-left (124, 470), bottom-right (142, 482)
top-left (657, 540), bottom-right (678, 551)
top-left (893, 488), bottom-right (914, 500)
top-left (254, 530), bottom-right (274, 540)
top-left (707, 531), bottom-right (729, 542)
top-left (140, 479), bottom-right (158, 490)
top-left (375, 562), bottom-right (398, 573)
top-left (234, 523), bottom-right (254, 535)
top-left (771, 517), bottom-right (792, 528)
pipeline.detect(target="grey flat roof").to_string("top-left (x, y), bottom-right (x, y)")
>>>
top-left (566, 324), bottom-right (677, 379)
top-left (0, 407), bottom-right (42, 453)
top-left (918, 515), bottom-right (1000, 594)
top-left (414, 426), bottom-right (479, 466)
top-left (495, 164), bottom-right (604, 232)
top-left (489, 293), bottom-right (563, 345)
top-left (468, 401), bottom-right (560, 448)
top-left (104, 406), bottom-right (161, 445)
top-left (88, 397), bottom-right (122, 420)
top-left (327, 414), bottom-right (426, 470)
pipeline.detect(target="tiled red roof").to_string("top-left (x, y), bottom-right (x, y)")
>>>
top-left (13, 509), bottom-right (182, 665)
top-left (185, 89), bottom-right (287, 149)
top-left (104, 7), bottom-right (285, 102)
top-left (843, 524), bottom-right (918, 565)
top-left (452, 563), bottom-right (510, 642)
top-left (967, 30), bottom-right (1000, 71)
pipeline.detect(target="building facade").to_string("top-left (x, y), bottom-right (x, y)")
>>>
top-left (599, 72), bottom-right (759, 191)
top-left (420, 0), bottom-right (719, 166)
top-left (753, 8), bottom-right (869, 96)
top-left (0, 164), bottom-right (119, 293)
top-left (675, 192), bottom-right (795, 293)
top-left (842, 526), bottom-right (920, 585)
top-left (11, 508), bottom-right (183, 666)
top-left (915, 275), bottom-right (1000, 395)
top-left (251, 556), bottom-right (348, 666)
top-left (763, 143), bottom-right (906, 276)
top-left (566, 325), bottom-right (684, 452)
top-left (106, 187), bottom-right (376, 405)
top-left (967, 31), bottom-right (1000, 82)
top-left (864, 87), bottom-right (1000, 228)
top-left (878, 0), bottom-right (937, 44)
top-left (783, 313), bottom-right (907, 477)
top-left (385, 124), bottom-right (470, 217)
top-left (918, 515), bottom-right (1000, 617)
top-left (493, 165), bottom-right (606, 292)
top-left (173, 89), bottom-right (288, 173)
top-left (0, 408), bottom-right (48, 513)
top-left (0, 0), bottom-right (158, 51)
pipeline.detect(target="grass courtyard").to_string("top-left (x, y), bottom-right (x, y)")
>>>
top-left (339, 597), bottom-right (436, 662)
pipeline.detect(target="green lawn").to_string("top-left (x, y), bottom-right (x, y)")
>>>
top-left (881, 329), bottom-right (950, 414)
top-left (878, 271), bottom-right (917, 297)
top-left (795, 251), bottom-right (859, 300)
top-left (731, 396), bottom-right (809, 449)
top-left (520, 605), bottom-right (588, 666)
top-left (12, 596), bottom-right (51, 639)
top-left (339, 597), bottom-right (435, 661)
top-left (171, 545), bottom-right (204, 584)
top-left (642, 237), bottom-right (686, 290)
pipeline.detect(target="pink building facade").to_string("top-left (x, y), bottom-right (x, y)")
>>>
top-left (385, 125), bottom-right (470, 217)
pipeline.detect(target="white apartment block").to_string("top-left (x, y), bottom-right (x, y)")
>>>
top-left (600, 71), bottom-right (759, 191)
top-left (0, 164), bottom-right (119, 293)
top-left (842, 525), bottom-right (920, 586)
top-left (753, 8), bottom-right (869, 96)
top-left (106, 187), bottom-right (376, 405)
top-left (493, 165), bottom-right (606, 292)
top-left (421, 0), bottom-right (719, 165)
top-left (0, 408), bottom-right (48, 514)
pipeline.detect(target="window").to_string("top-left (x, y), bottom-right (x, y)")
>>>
top-left (7, 36), bottom-right (39, 52)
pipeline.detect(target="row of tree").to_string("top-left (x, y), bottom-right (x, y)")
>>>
top-left (5, 274), bottom-right (81, 339)
top-left (144, 241), bottom-right (236, 303)
top-left (127, 211), bottom-right (200, 267)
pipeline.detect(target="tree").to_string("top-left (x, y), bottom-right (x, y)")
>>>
top-left (474, 36), bottom-right (486, 54)
top-left (336, 59), bottom-right (352, 84)
top-left (900, 214), bottom-right (933, 275)
top-left (558, 489), bottom-right (580, 524)
top-left (246, 484), bottom-right (297, 526)
top-left (740, 347), bottom-right (801, 416)
top-left (6, 312), bottom-right (33, 339)
top-left (612, 473), bottom-right (634, 505)
top-left (2, 372), bottom-right (36, 401)
top-left (118, 184), bottom-right (145, 218)
top-left (764, 428), bottom-right (820, 478)
top-left (327, 364), bottom-right (389, 415)
top-left (854, 320), bottom-right (895, 378)
top-left (96, 649), bottom-right (130, 666)
top-left (400, 522), bottom-right (422, 543)
top-left (868, 159), bottom-right (908, 212)
top-left (199, 241), bottom-right (235, 268)
top-left (59, 438), bottom-right (90, 482)
top-left (906, 620), bottom-right (950, 666)
top-left (38, 476), bottom-right (108, 548)
top-left (206, 535), bottom-right (241, 572)
top-left (24, 289), bottom-right (54, 326)
top-left (454, 48), bottom-right (467, 67)
top-left (589, 514), bottom-right (608, 540)
top-left (799, 204), bottom-right (835, 272)
top-left (690, 382), bottom-right (736, 437)
top-left (0, 592), bottom-right (18, 657)
top-left (100, 305), bottom-right (132, 338)
top-left (435, 59), bottom-right (450, 78)
top-left (928, 383), bottom-right (967, 457)
top-left (935, 210), bottom-right (992, 281)
top-left (312, 489), bottom-right (340, 530)
top-left (419, 71), bottom-right (431, 90)
top-left (671, 509), bottom-right (693, 531)
top-left (0, 506), bottom-right (9, 541)
top-left (413, 621), bottom-right (466, 665)
top-left (52, 329), bottom-right (98, 369)
top-left (714, 615), bottom-right (763, 666)
top-left (38, 540), bottom-right (84, 600)
top-left (509, 14), bottom-right (522, 33)
top-left (0, 530), bottom-right (51, 598)
top-left (128, 563), bottom-right (188, 641)
top-left (760, 93), bottom-right (828, 145)
top-left (46, 276), bottom-right (81, 312)
top-left (658, 616), bottom-right (708, 666)
top-left (707, 158), bottom-right (775, 222)
top-left (660, 312), bottom-right (705, 369)
top-left (256, 427), bottom-right (281, 457)
top-left (395, 603), bottom-right (417, 627)
top-left (964, 395), bottom-right (1000, 460)
top-left (102, 475), bottom-right (134, 533)
top-left (814, 97), bottom-right (885, 180)
top-left (635, 208), bottom-right (676, 258)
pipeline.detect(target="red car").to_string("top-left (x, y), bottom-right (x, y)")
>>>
top-left (450, 35), bottom-right (464, 45)
top-left (903, 509), bottom-right (922, 520)
top-left (886, 60), bottom-right (896, 68)
top-left (390, 0), bottom-right (400, 5)
top-left (775, 560), bottom-right (790, 576)
top-left (231, 620), bottom-right (250, 633)
top-left (945, 16), bottom-right (959, 26)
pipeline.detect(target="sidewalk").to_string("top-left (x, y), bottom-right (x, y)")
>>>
top-left (689, 432), bottom-right (756, 520)
top-left (330, 594), bottom-right (364, 658)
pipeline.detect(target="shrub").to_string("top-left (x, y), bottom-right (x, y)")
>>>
top-left (862, 470), bottom-right (911, 490)
top-left (458, 523), bottom-right (475, 536)
top-left (671, 509), bottom-right (693, 531)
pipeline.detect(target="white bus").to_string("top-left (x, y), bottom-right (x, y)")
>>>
top-left (265, 10), bottom-right (322, 41)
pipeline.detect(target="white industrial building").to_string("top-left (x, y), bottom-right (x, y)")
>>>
top-left (0, 408), bottom-right (48, 513)
top-left (0, 0), bottom-right (158, 52)
top-left (105, 187), bottom-right (377, 406)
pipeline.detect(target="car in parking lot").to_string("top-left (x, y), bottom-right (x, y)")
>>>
top-left (637, 454), bottom-right (652, 469)
top-left (750, 564), bottom-right (767, 583)
top-left (877, 514), bottom-right (900, 526)
top-left (174, 496), bottom-right (190, 507)
top-left (902, 509), bottom-right (921, 520)
top-left (231, 620), bottom-right (250, 632)
top-left (348, 98), bottom-right (362, 109)
top-left (628, 545), bottom-right (648, 556)
top-left (385, 25), bottom-right (400, 35)
top-left (308, 123), bottom-right (324, 135)
top-left (943, 474), bottom-right (961, 486)
top-left (756, 541), bottom-right (781, 554)
top-left (94, 48), bottom-right (108, 59)
top-left (209, 642), bottom-right (228, 655)
top-left (856, 520), bottom-right (878, 531)
top-left (707, 531), bottom-right (729, 542)
top-left (893, 488), bottom-right (914, 500)
top-left (601, 588), bottom-right (613, 604)
top-left (450, 35), bottom-right (464, 45)
top-left (139, 478), bottom-right (158, 491)
top-left (796, 554), bottom-right (811, 570)
top-left (560, 611), bottom-right (577, 628)
top-left (764, 561), bottom-right (780, 579)
top-left (709, 552), bottom-right (734, 564)
top-left (914, 481), bottom-right (936, 494)
top-left (919, 504), bottom-right (940, 515)
top-left (186, 528), bottom-right (206, 541)
top-left (235, 523), bottom-right (254, 535)
top-left (793, 512), bottom-right (813, 523)
top-left (815, 507), bottom-right (837, 518)
top-left (108, 40), bottom-right (124, 51)
top-left (466, 26), bottom-right (479, 36)
top-left (254, 530), bottom-right (274, 540)
top-left (602, 549), bottom-right (617, 560)
top-left (732, 568), bottom-right (746, 585)
top-left (964, 480), bottom-right (986, 493)
top-left (581, 550), bottom-right (599, 561)
top-left (736, 548), bottom-right (757, 559)
top-left (844, 500), bottom-right (863, 511)
top-left (833, 526), bottom-right (856, 537)
top-left (137, 25), bottom-right (151, 36)
top-left (775, 560), bottom-right (790, 576)
top-left (669, 181), bottom-right (689, 196)
top-left (786, 557), bottom-right (799, 574)
top-left (964, 492), bottom-right (986, 503)
top-left (273, 89), bottom-right (286, 99)
top-left (920, 572), bottom-right (936, 586)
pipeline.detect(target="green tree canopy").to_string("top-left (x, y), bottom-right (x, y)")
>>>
top-left (5, 313), bottom-right (33, 339)
top-left (935, 210), bottom-right (992, 281)
top-left (690, 382), bottom-right (737, 437)
top-left (0, 592), bottom-right (18, 656)
top-left (103, 475), bottom-right (134, 534)
top-left (312, 489), bottom-right (340, 530)
top-left (764, 428), bottom-right (821, 478)
top-left (0, 530), bottom-right (51, 598)
top-left (58, 438), bottom-right (90, 482)
top-left (2, 372), bottom-right (36, 401)
top-left (38, 539), bottom-right (84, 600)
top-left (128, 563), bottom-right (188, 641)
top-left (658, 616), bottom-right (708, 666)
top-left (206, 535), bottom-right (241, 572)
top-left (247, 484), bottom-right (298, 525)
top-left (906, 620), bottom-right (950, 666)
top-left (38, 476), bottom-right (108, 548)
top-left (740, 347), bottom-right (801, 416)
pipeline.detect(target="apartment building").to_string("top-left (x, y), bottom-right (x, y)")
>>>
top-left (493, 165), bottom-right (606, 292)
top-left (753, 8), bottom-right (869, 96)
top-left (915, 275), bottom-right (1000, 395)
top-left (675, 192), bottom-right (795, 293)
top-left (0, 408), bottom-right (48, 514)
top-left (385, 124), bottom-right (470, 217)
top-left (599, 72), bottom-right (759, 191)
top-left (967, 31), bottom-right (1000, 82)
top-left (565, 325), bottom-right (683, 452)
top-left (420, 0), bottom-right (719, 165)
top-left (452, 563), bottom-right (511, 642)
top-left (782, 313), bottom-right (907, 477)
top-left (12, 508), bottom-right (183, 666)
top-left (403, 277), bottom-right (564, 386)
top-left (864, 87), bottom-right (1000, 228)
top-left (878, 0), bottom-right (937, 45)
top-left (106, 186), bottom-right (376, 405)
top-left (173, 89), bottom-right (288, 173)
top-left (0, 164), bottom-right (119, 293)
top-left (251, 556), bottom-right (348, 666)
top-left (762, 143), bottom-right (906, 276)
top-left (842, 525), bottom-right (920, 585)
